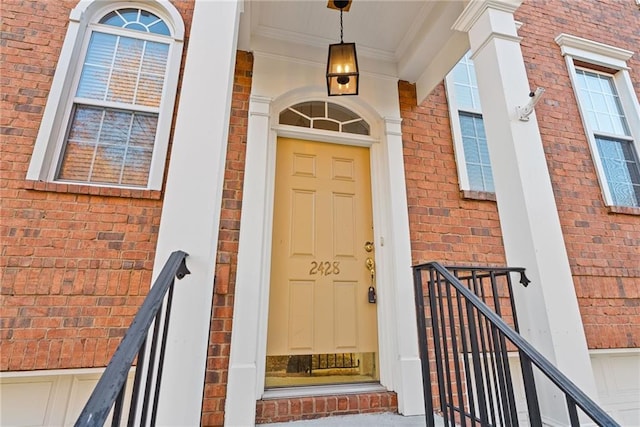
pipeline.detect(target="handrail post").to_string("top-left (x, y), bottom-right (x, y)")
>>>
top-left (412, 267), bottom-right (434, 427)
top-left (411, 262), bottom-right (620, 427)
top-left (75, 251), bottom-right (189, 427)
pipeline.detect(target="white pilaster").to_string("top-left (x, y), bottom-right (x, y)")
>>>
top-left (152, 0), bottom-right (242, 425)
top-left (380, 117), bottom-right (425, 416)
top-left (454, 0), bottom-right (598, 423)
top-left (225, 95), bottom-right (273, 427)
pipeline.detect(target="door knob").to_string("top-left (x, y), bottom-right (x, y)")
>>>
top-left (365, 257), bottom-right (376, 304)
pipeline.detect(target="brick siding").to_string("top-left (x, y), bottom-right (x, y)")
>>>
top-left (515, 0), bottom-right (640, 348)
top-left (400, 80), bottom-right (507, 267)
top-left (403, 0), bottom-right (640, 350)
top-left (0, 0), bottom-right (195, 370)
top-left (255, 391), bottom-right (398, 424)
top-left (200, 50), bottom-right (253, 427)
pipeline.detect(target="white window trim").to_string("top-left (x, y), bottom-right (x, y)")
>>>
top-left (26, 0), bottom-right (184, 191)
top-left (555, 33), bottom-right (640, 207)
top-left (444, 60), bottom-right (492, 194)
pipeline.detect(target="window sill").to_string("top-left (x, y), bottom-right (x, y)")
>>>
top-left (461, 190), bottom-right (496, 202)
top-left (22, 180), bottom-right (162, 200)
top-left (607, 205), bottom-right (640, 216)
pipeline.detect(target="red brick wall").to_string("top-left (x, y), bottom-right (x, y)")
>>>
top-left (255, 392), bottom-right (398, 424)
top-left (515, 0), bottom-right (640, 348)
top-left (404, 0), bottom-right (639, 350)
top-left (0, 0), bottom-right (195, 371)
top-left (400, 81), bottom-right (507, 267)
top-left (200, 50), bottom-right (253, 427)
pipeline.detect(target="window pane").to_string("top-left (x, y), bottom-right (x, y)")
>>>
top-left (92, 146), bottom-right (125, 183)
top-left (77, 33), bottom-right (117, 100)
top-left (576, 69), bottom-right (630, 136)
top-left (342, 120), bottom-right (370, 135)
top-left (106, 37), bottom-right (143, 103)
top-left (130, 114), bottom-right (158, 147)
top-left (100, 9), bottom-right (170, 36)
top-left (57, 105), bottom-right (157, 187)
top-left (452, 64), bottom-right (469, 86)
top-left (313, 119), bottom-right (339, 132)
top-left (121, 147), bottom-right (152, 186)
top-left (455, 85), bottom-right (475, 110)
top-left (141, 42), bottom-right (169, 75)
top-left (119, 9), bottom-right (140, 24)
top-left (77, 65), bottom-right (110, 100)
top-left (327, 103), bottom-right (358, 122)
top-left (58, 141), bottom-right (96, 182)
top-left (148, 21), bottom-right (170, 36)
top-left (279, 109), bottom-right (310, 128)
top-left (596, 136), bottom-right (640, 207)
top-left (84, 32), bottom-right (117, 67)
top-left (100, 110), bottom-right (132, 145)
top-left (67, 106), bottom-right (102, 142)
top-left (462, 136), bottom-right (480, 163)
top-left (115, 37), bottom-right (144, 70)
top-left (137, 74), bottom-right (164, 107)
top-left (108, 70), bottom-right (137, 103)
top-left (460, 112), bottom-right (494, 192)
top-left (292, 101), bottom-right (326, 118)
top-left (451, 52), bottom-right (481, 110)
top-left (101, 12), bottom-right (126, 28)
top-left (467, 164), bottom-right (483, 188)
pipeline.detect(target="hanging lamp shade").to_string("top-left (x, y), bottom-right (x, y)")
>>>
top-left (326, 42), bottom-right (359, 96)
top-left (326, 0), bottom-right (358, 96)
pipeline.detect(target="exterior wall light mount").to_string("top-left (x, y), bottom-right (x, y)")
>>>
top-left (517, 87), bottom-right (545, 121)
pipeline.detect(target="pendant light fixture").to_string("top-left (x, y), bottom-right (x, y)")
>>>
top-left (326, 0), bottom-right (359, 96)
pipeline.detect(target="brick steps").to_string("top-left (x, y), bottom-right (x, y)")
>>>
top-left (255, 391), bottom-right (398, 424)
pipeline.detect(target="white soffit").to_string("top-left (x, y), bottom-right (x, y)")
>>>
top-left (238, 0), bottom-right (470, 86)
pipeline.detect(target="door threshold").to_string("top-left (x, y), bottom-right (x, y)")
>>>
top-left (262, 382), bottom-right (387, 399)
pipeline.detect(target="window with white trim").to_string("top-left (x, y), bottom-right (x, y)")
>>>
top-left (556, 34), bottom-right (640, 208)
top-left (27, 2), bottom-right (184, 190)
top-left (279, 101), bottom-right (370, 135)
top-left (445, 52), bottom-right (495, 193)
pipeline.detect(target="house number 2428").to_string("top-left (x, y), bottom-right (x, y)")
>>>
top-left (309, 261), bottom-right (340, 276)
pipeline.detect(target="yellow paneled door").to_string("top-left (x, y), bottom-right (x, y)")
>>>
top-left (267, 138), bottom-right (378, 378)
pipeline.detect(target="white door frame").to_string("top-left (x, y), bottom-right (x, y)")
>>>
top-left (225, 85), bottom-right (424, 426)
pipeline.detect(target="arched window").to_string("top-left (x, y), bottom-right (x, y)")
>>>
top-left (27, 2), bottom-right (184, 190)
top-left (279, 101), bottom-right (370, 136)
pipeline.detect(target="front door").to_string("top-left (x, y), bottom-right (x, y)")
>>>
top-left (265, 137), bottom-right (378, 387)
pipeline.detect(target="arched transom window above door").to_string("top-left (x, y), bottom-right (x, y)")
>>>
top-left (279, 101), bottom-right (370, 136)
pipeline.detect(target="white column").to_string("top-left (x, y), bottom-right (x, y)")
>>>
top-left (453, 0), bottom-right (598, 423)
top-left (153, 0), bottom-right (242, 425)
top-left (225, 95), bottom-right (272, 427)
top-left (379, 118), bottom-right (426, 416)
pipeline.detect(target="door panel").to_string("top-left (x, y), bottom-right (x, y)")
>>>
top-left (267, 137), bottom-right (377, 357)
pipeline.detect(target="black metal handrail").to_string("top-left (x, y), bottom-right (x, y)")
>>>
top-left (413, 262), bottom-right (619, 427)
top-left (75, 251), bottom-right (190, 427)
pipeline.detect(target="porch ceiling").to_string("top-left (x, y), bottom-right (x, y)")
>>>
top-left (238, 0), bottom-right (472, 101)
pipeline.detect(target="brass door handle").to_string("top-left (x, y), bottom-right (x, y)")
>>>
top-left (366, 257), bottom-right (376, 304)
top-left (365, 257), bottom-right (375, 279)
top-left (365, 257), bottom-right (374, 270)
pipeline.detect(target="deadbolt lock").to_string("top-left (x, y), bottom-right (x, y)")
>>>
top-left (364, 241), bottom-right (374, 252)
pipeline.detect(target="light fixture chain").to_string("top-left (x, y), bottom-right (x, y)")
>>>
top-left (340, 9), bottom-right (344, 43)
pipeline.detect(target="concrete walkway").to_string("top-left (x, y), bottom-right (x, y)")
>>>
top-left (263, 412), bottom-right (442, 426)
